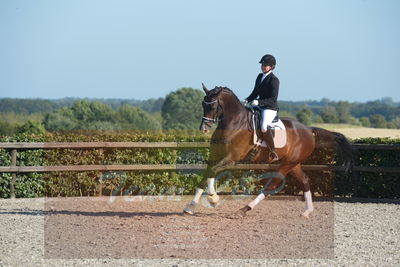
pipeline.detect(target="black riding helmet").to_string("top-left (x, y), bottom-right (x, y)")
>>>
top-left (259, 54), bottom-right (276, 69)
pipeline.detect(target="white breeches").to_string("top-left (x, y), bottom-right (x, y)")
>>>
top-left (261, 109), bottom-right (277, 132)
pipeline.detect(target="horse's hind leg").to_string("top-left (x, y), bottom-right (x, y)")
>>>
top-left (231, 171), bottom-right (286, 218)
top-left (290, 164), bottom-right (314, 218)
top-left (183, 188), bottom-right (204, 215)
top-left (232, 163), bottom-right (297, 218)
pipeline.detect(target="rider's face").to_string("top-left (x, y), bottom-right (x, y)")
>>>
top-left (261, 64), bottom-right (272, 73)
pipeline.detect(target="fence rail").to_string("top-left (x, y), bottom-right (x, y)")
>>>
top-left (1, 142), bottom-right (400, 150)
top-left (1, 142), bottom-right (400, 198)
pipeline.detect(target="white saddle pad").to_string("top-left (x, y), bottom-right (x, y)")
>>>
top-left (253, 119), bottom-right (287, 148)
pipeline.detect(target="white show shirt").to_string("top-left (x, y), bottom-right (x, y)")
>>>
top-left (261, 70), bottom-right (272, 83)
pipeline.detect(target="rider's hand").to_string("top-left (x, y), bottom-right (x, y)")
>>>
top-left (252, 100), bottom-right (259, 106)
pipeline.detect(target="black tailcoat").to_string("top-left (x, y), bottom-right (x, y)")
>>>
top-left (246, 72), bottom-right (279, 110)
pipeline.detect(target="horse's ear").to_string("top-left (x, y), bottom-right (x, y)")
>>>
top-left (202, 83), bottom-right (209, 94)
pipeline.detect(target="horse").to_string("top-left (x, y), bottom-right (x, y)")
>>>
top-left (183, 84), bottom-right (354, 218)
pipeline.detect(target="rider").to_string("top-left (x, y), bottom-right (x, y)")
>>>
top-left (244, 54), bottom-right (279, 161)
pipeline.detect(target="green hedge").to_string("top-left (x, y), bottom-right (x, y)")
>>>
top-left (285, 137), bottom-right (400, 199)
top-left (0, 131), bottom-right (208, 198)
top-left (0, 134), bottom-right (45, 198)
top-left (338, 138), bottom-right (400, 199)
top-left (0, 132), bottom-right (399, 199)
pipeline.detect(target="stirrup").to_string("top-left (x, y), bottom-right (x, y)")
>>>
top-left (269, 150), bottom-right (279, 161)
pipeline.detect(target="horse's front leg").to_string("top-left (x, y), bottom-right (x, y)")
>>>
top-left (206, 156), bottom-right (236, 206)
top-left (183, 156), bottom-right (235, 215)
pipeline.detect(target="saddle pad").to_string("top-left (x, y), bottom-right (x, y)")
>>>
top-left (252, 119), bottom-right (287, 148)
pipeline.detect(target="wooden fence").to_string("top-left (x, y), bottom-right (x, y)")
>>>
top-left (1, 142), bottom-right (400, 198)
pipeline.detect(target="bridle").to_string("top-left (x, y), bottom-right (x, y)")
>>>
top-left (201, 98), bottom-right (223, 124)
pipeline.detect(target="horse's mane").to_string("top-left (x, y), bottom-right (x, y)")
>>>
top-left (208, 86), bottom-right (243, 106)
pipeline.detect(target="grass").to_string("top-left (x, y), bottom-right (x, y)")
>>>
top-left (310, 123), bottom-right (400, 139)
top-left (311, 123), bottom-right (363, 129)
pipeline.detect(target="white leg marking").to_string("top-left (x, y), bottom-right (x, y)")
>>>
top-left (192, 188), bottom-right (204, 205)
top-left (304, 190), bottom-right (314, 211)
top-left (248, 193), bottom-right (265, 210)
top-left (184, 188), bottom-right (204, 215)
top-left (302, 190), bottom-right (314, 217)
top-left (207, 178), bottom-right (216, 195)
top-left (206, 178), bottom-right (219, 205)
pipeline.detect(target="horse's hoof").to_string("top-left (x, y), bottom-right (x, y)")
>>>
top-left (207, 194), bottom-right (220, 205)
top-left (183, 204), bottom-right (196, 215)
top-left (301, 210), bottom-right (312, 218)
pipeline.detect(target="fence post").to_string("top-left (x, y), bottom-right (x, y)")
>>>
top-left (10, 149), bottom-right (17, 199)
top-left (98, 181), bottom-right (103, 197)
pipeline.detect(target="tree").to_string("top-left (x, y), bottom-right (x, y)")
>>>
top-left (336, 101), bottom-right (351, 123)
top-left (0, 120), bottom-right (17, 136)
top-left (279, 110), bottom-right (295, 119)
top-left (320, 98), bottom-right (331, 106)
top-left (161, 88), bottom-right (204, 130)
top-left (43, 100), bottom-right (161, 131)
top-left (320, 106), bottom-right (339, 123)
top-left (380, 97), bottom-right (394, 106)
top-left (369, 114), bottom-right (387, 128)
top-left (138, 97), bottom-right (165, 113)
top-left (70, 101), bottom-right (115, 122)
top-left (0, 98), bottom-right (59, 114)
top-left (313, 115), bottom-right (324, 123)
top-left (359, 117), bottom-right (371, 127)
top-left (117, 104), bottom-right (161, 130)
top-left (296, 108), bottom-right (312, 125)
top-left (389, 117), bottom-right (400, 129)
top-left (16, 120), bottom-right (46, 134)
top-left (43, 108), bottom-right (78, 131)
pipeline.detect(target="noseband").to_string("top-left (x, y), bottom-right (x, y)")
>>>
top-left (202, 99), bottom-right (223, 124)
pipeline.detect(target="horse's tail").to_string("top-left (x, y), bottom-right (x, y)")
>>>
top-left (311, 127), bottom-right (356, 172)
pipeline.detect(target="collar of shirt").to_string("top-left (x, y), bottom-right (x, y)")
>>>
top-left (261, 70), bottom-right (272, 82)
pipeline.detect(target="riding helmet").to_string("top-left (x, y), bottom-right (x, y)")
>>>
top-left (259, 54), bottom-right (276, 67)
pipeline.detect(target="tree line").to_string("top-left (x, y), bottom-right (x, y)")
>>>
top-left (0, 90), bottom-right (399, 136)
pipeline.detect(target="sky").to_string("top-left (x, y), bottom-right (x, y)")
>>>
top-left (0, 0), bottom-right (399, 102)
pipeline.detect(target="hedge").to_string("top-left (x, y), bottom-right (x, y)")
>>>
top-left (0, 132), bottom-right (399, 199)
top-left (340, 137), bottom-right (400, 199)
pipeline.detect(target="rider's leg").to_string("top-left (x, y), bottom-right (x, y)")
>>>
top-left (261, 109), bottom-right (278, 161)
top-left (262, 128), bottom-right (278, 160)
top-left (261, 109), bottom-right (277, 134)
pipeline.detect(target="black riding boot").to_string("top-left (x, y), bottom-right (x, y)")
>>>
top-left (261, 128), bottom-right (279, 162)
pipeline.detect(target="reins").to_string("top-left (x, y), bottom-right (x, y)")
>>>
top-left (202, 99), bottom-right (223, 124)
top-left (202, 88), bottom-right (255, 128)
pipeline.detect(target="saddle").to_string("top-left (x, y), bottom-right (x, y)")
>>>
top-left (246, 105), bottom-right (287, 148)
top-left (246, 106), bottom-right (279, 138)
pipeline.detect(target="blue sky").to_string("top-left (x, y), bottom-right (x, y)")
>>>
top-left (0, 0), bottom-right (399, 102)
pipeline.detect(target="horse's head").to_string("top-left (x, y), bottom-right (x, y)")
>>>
top-left (199, 83), bottom-right (224, 133)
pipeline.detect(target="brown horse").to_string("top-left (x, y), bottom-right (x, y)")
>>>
top-left (183, 84), bottom-right (354, 217)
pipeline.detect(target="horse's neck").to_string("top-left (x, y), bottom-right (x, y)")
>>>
top-left (218, 96), bottom-right (248, 130)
